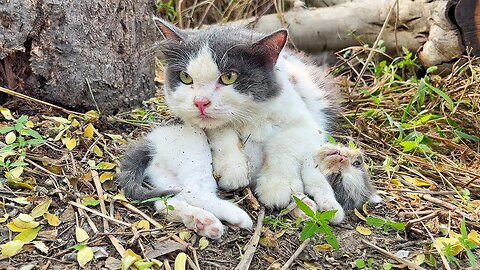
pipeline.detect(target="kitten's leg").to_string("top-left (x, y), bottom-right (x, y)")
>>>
top-left (185, 193), bottom-right (253, 230)
top-left (154, 197), bottom-right (225, 239)
top-left (206, 128), bottom-right (250, 191)
top-left (301, 157), bottom-right (345, 224)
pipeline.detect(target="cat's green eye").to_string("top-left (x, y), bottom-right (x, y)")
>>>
top-left (179, 71), bottom-right (193, 85)
top-left (220, 71), bottom-right (238, 85)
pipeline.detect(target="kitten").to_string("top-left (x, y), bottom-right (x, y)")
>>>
top-left (117, 125), bottom-right (253, 239)
top-left (314, 144), bottom-right (382, 210)
top-left (154, 18), bottom-right (345, 223)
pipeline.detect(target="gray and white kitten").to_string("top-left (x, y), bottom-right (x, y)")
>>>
top-left (154, 18), bottom-right (346, 223)
top-left (314, 144), bottom-right (382, 210)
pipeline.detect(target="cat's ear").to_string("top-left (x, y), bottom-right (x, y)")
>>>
top-left (253, 29), bottom-right (288, 65)
top-left (153, 16), bottom-right (185, 42)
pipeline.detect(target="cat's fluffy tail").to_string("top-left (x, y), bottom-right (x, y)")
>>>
top-left (116, 140), bottom-right (179, 201)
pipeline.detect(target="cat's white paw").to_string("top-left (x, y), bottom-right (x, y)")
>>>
top-left (291, 196), bottom-right (318, 220)
top-left (315, 197), bottom-right (345, 224)
top-left (215, 157), bottom-right (250, 191)
top-left (225, 207), bottom-right (253, 230)
top-left (190, 210), bottom-right (224, 239)
top-left (368, 194), bottom-right (382, 204)
top-left (255, 176), bottom-right (293, 209)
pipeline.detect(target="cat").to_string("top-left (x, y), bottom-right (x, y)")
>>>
top-left (314, 143), bottom-right (382, 210)
top-left (117, 124), bottom-right (253, 239)
top-left (154, 18), bottom-right (345, 223)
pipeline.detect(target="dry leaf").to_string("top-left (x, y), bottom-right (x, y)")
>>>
top-left (468, 230), bottom-right (480, 246)
top-left (1, 240), bottom-right (24, 257)
top-left (44, 213), bottom-right (61, 226)
top-left (124, 249), bottom-right (142, 261)
top-left (199, 237), bottom-right (209, 250)
top-left (83, 124), bottom-right (95, 139)
top-left (9, 166), bottom-right (24, 179)
top-left (5, 132), bottom-right (16, 144)
top-left (12, 214), bottom-right (39, 229)
top-left (96, 162), bottom-right (116, 170)
top-left (7, 222), bottom-right (28, 232)
top-left (77, 246), bottom-right (94, 268)
top-left (76, 227), bottom-right (90, 243)
top-left (354, 208), bottom-right (366, 221)
top-left (14, 227), bottom-right (41, 243)
top-left (133, 220), bottom-right (150, 230)
top-left (0, 214), bottom-right (9, 223)
top-left (356, 226), bottom-right (372, 236)
top-left (99, 172), bottom-right (114, 183)
top-left (93, 145), bottom-right (104, 157)
top-left (11, 197), bottom-right (30, 205)
top-left (174, 252), bottom-right (187, 270)
top-left (31, 199), bottom-right (52, 218)
top-left (25, 120), bottom-right (34, 128)
top-left (0, 107), bottom-right (14, 120)
top-left (314, 244), bottom-right (333, 252)
top-left (179, 231), bottom-right (192, 241)
top-left (64, 138), bottom-right (77, 150)
top-left (121, 256), bottom-right (137, 270)
top-left (32, 241), bottom-right (49, 254)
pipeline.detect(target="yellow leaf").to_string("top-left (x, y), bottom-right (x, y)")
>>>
top-left (99, 172), bottom-right (114, 183)
top-left (121, 255), bottom-right (138, 270)
top-left (0, 214), bottom-right (9, 223)
top-left (150, 259), bottom-right (163, 268)
top-left (9, 166), bottom-right (24, 179)
top-left (12, 214), bottom-right (39, 229)
top-left (356, 226), bottom-right (372, 236)
top-left (5, 131), bottom-right (16, 144)
top-left (174, 252), bottom-right (187, 270)
top-left (436, 163), bottom-right (445, 172)
top-left (96, 162), bottom-right (116, 170)
top-left (11, 197), bottom-right (30, 205)
top-left (112, 193), bottom-right (128, 202)
top-left (71, 119), bottom-right (80, 128)
top-left (390, 178), bottom-right (402, 186)
top-left (468, 230), bottom-right (480, 247)
top-left (77, 245), bottom-right (94, 268)
top-left (0, 240), bottom-right (24, 257)
top-left (93, 145), bottom-right (103, 157)
top-left (31, 199), bottom-right (52, 218)
top-left (433, 237), bottom-right (463, 256)
top-left (7, 222), bottom-right (28, 232)
top-left (83, 124), bottom-right (95, 139)
top-left (124, 249), bottom-right (142, 261)
top-left (64, 138), bottom-right (77, 151)
top-left (17, 213), bottom-right (34, 222)
top-left (199, 237), bottom-right (209, 250)
top-left (14, 227), bottom-right (41, 243)
top-left (0, 107), bottom-right (14, 120)
top-left (75, 227), bottom-right (90, 243)
top-left (354, 208), bottom-right (366, 221)
top-left (134, 261), bottom-right (154, 270)
top-left (313, 244), bottom-right (333, 252)
top-left (84, 110), bottom-right (100, 122)
top-left (404, 176), bottom-right (432, 187)
top-left (44, 213), bottom-right (61, 226)
top-left (133, 220), bottom-right (150, 230)
top-left (25, 120), bottom-right (34, 128)
top-left (179, 231), bottom-right (192, 241)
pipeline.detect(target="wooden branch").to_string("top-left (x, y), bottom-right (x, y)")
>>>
top-left (234, 207), bottom-right (265, 270)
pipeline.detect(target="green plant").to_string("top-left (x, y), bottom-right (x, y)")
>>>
top-left (134, 195), bottom-right (175, 212)
top-left (263, 215), bottom-right (294, 231)
top-left (365, 216), bottom-right (406, 233)
top-left (458, 218), bottom-right (479, 268)
top-left (354, 258), bottom-right (393, 270)
top-left (156, 0), bottom-right (177, 22)
top-left (293, 196), bottom-right (339, 250)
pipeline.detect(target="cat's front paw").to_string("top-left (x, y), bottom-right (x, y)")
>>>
top-left (291, 195), bottom-right (318, 220)
top-left (225, 207), bottom-right (253, 230)
top-left (315, 197), bottom-right (345, 224)
top-left (368, 194), bottom-right (382, 204)
top-left (215, 158), bottom-right (250, 191)
top-left (255, 176), bottom-right (292, 209)
top-left (191, 210), bottom-right (225, 239)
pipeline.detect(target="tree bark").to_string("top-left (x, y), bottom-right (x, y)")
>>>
top-left (229, 0), bottom-right (466, 66)
top-left (0, 0), bottom-right (159, 114)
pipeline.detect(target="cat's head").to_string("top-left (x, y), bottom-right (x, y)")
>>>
top-left (154, 18), bottom-right (288, 129)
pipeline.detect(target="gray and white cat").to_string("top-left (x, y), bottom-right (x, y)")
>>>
top-left (154, 18), bottom-right (345, 223)
top-left (117, 125), bottom-right (253, 239)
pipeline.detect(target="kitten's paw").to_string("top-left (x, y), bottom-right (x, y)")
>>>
top-left (368, 194), bottom-right (382, 204)
top-left (291, 196), bottom-right (318, 220)
top-left (215, 158), bottom-right (250, 191)
top-left (255, 176), bottom-right (293, 209)
top-left (191, 210), bottom-right (224, 239)
top-left (315, 197), bottom-right (345, 224)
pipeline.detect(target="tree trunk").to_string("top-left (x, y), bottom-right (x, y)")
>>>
top-left (0, 0), bottom-right (159, 114)
top-left (229, 0), bottom-right (467, 66)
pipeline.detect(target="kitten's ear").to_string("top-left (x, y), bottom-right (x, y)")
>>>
top-left (253, 29), bottom-right (288, 65)
top-left (153, 16), bottom-right (185, 42)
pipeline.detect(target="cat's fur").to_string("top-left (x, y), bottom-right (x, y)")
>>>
top-left (117, 125), bottom-right (253, 239)
top-left (154, 18), bottom-right (345, 223)
top-left (314, 144), bottom-right (382, 210)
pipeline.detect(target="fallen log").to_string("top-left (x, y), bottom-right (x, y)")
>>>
top-left (229, 0), bottom-right (474, 66)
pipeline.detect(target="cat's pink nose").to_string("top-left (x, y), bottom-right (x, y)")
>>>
top-left (194, 98), bottom-right (211, 114)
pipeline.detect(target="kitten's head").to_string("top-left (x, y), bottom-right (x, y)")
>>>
top-left (154, 18), bottom-right (288, 129)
